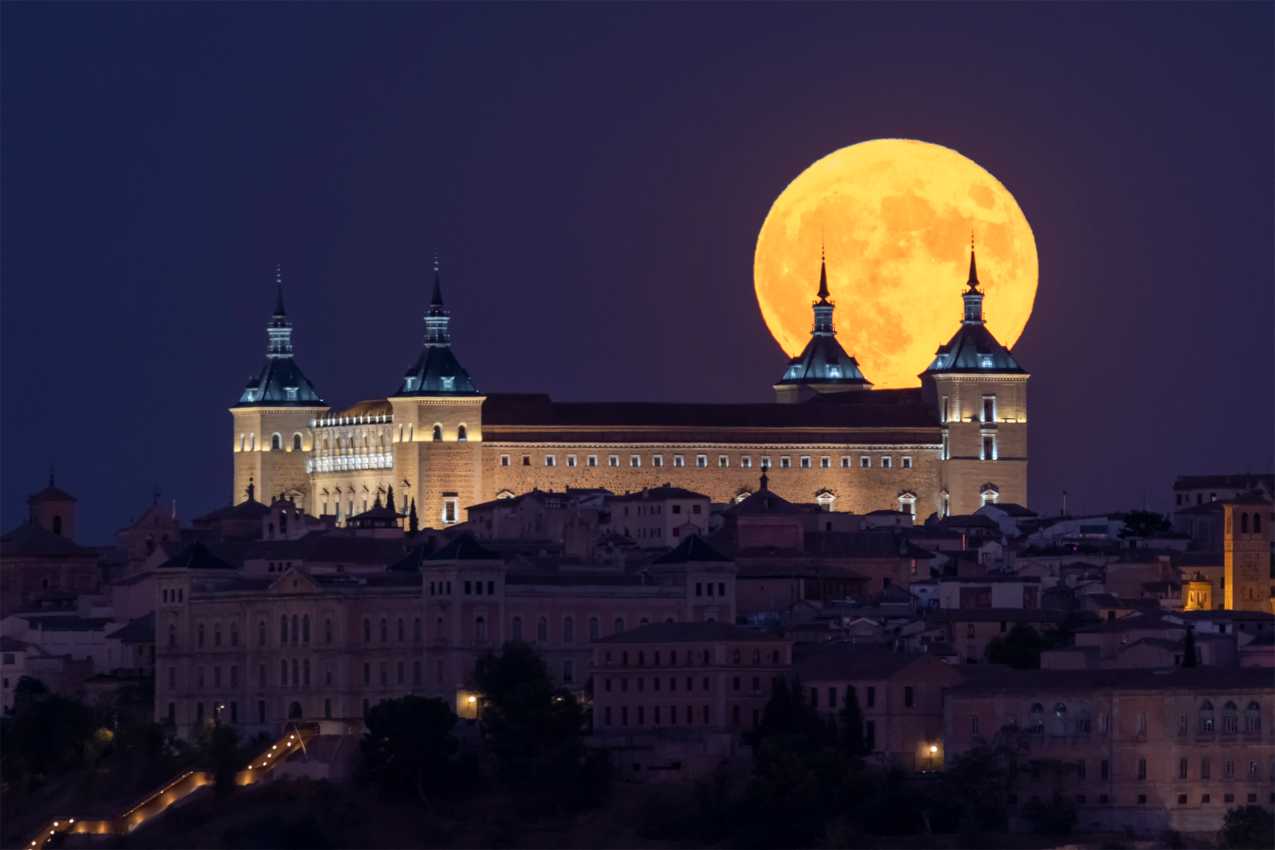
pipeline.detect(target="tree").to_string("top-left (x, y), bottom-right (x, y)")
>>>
top-left (1182, 625), bottom-right (1198, 667)
top-left (985, 623), bottom-right (1068, 669)
top-left (204, 723), bottom-right (241, 797)
top-left (1221, 805), bottom-right (1275, 849)
top-left (408, 499), bottom-right (419, 534)
top-left (360, 695), bottom-right (460, 806)
top-left (474, 641), bottom-right (606, 811)
top-left (838, 686), bottom-right (869, 759)
top-left (1023, 793), bottom-right (1078, 836)
top-left (1119, 510), bottom-right (1172, 539)
top-left (385, 485), bottom-right (396, 513)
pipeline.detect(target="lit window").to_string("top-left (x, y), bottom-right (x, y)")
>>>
top-left (500, 454), bottom-right (511, 467)
top-left (981, 434), bottom-right (997, 461)
top-left (587, 455), bottom-right (598, 467)
top-left (820, 456), bottom-right (830, 469)
top-left (652, 455), bottom-right (663, 467)
top-left (902, 456), bottom-right (912, 469)
top-left (981, 488), bottom-right (999, 507)
top-left (442, 498), bottom-right (459, 525)
top-left (566, 455), bottom-right (577, 467)
top-left (609, 455), bottom-right (620, 467)
top-left (841, 456), bottom-right (852, 468)
top-left (630, 455), bottom-right (641, 467)
top-left (545, 455), bottom-right (556, 467)
top-left (860, 456), bottom-right (871, 469)
top-left (816, 492), bottom-right (836, 512)
top-left (760, 456), bottom-right (771, 469)
top-left (696, 454), bottom-right (708, 468)
top-left (718, 455), bottom-right (729, 468)
top-left (741, 456), bottom-right (752, 468)
top-left (882, 456), bottom-right (892, 469)
top-left (898, 493), bottom-right (917, 516)
top-left (672, 455), bottom-right (685, 467)
top-left (779, 456), bottom-right (791, 469)
top-left (800, 456), bottom-right (811, 469)
top-left (981, 395), bottom-right (997, 423)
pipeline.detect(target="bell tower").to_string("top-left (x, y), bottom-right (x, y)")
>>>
top-left (230, 268), bottom-right (328, 509)
top-left (921, 240), bottom-right (1030, 516)
top-left (1223, 497), bottom-right (1272, 612)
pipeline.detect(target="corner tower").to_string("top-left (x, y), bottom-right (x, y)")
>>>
top-left (230, 269), bottom-right (328, 508)
top-left (774, 250), bottom-right (871, 403)
top-left (921, 241), bottom-right (1029, 516)
top-left (389, 260), bottom-right (485, 529)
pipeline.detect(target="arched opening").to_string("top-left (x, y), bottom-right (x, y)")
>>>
top-left (1241, 513), bottom-right (1249, 534)
top-left (457, 424), bottom-right (468, 442)
top-left (271, 433), bottom-right (283, 451)
top-left (1255, 513), bottom-right (1264, 533)
top-left (432, 424), bottom-right (443, 441)
top-left (51, 515), bottom-right (63, 536)
top-left (292, 433), bottom-right (303, 451)
top-left (288, 701), bottom-right (303, 720)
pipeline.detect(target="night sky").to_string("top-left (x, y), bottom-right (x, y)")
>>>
top-left (3, 3), bottom-right (1271, 543)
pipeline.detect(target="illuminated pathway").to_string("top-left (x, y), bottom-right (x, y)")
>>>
top-left (24, 725), bottom-right (317, 849)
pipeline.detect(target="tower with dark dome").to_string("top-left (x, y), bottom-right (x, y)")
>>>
top-left (229, 269), bottom-right (328, 509)
top-left (773, 250), bottom-right (871, 403)
top-left (922, 241), bottom-right (1030, 516)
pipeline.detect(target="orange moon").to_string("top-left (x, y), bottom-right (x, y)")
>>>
top-left (754, 139), bottom-right (1038, 388)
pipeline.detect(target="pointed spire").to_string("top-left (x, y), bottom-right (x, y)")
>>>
top-left (273, 264), bottom-right (287, 316)
top-left (966, 234), bottom-right (980, 291)
top-left (430, 254), bottom-right (444, 308)
top-left (816, 243), bottom-right (830, 303)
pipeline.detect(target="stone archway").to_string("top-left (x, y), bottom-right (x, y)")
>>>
top-left (288, 701), bottom-right (303, 720)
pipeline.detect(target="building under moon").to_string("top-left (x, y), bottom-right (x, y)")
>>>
top-left (230, 245), bottom-right (1028, 524)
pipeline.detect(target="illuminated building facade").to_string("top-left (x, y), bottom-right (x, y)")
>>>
top-left (230, 247), bottom-right (1029, 526)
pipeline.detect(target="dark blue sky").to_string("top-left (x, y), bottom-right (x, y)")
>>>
top-left (3, 3), bottom-right (1271, 542)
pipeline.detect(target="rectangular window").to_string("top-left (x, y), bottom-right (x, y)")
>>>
top-left (904, 686), bottom-right (914, 708)
top-left (942, 432), bottom-right (950, 461)
top-left (760, 456), bottom-right (771, 469)
top-left (587, 455), bottom-right (598, 467)
top-left (1202, 758), bottom-right (1211, 780)
top-left (941, 396), bottom-right (950, 424)
top-left (841, 456), bottom-right (852, 468)
top-left (779, 456), bottom-right (791, 469)
top-left (882, 456), bottom-right (892, 469)
top-left (982, 435), bottom-right (997, 461)
top-left (1179, 758), bottom-right (1189, 780)
top-left (718, 455), bottom-right (729, 468)
top-left (741, 456), bottom-right (752, 468)
top-left (820, 456), bottom-right (831, 469)
top-left (545, 455), bottom-right (556, 467)
top-left (901, 456), bottom-right (912, 469)
top-left (522, 455), bottom-right (531, 466)
top-left (1101, 759), bottom-right (1110, 780)
top-left (652, 455), bottom-right (663, 467)
top-left (500, 454), bottom-right (510, 467)
top-left (860, 456), bottom-right (871, 469)
top-left (442, 497), bottom-right (459, 525)
top-left (566, 455), bottom-right (577, 467)
top-left (866, 686), bottom-right (876, 708)
top-left (630, 455), bottom-right (641, 467)
top-left (1138, 758), bottom-right (1147, 780)
top-left (982, 395), bottom-right (996, 423)
top-left (696, 454), bottom-right (708, 468)
top-left (672, 455), bottom-right (684, 467)
top-left (799, 456), bottom-right (811, 469)
top-left (609, 455), bottom-right (620, 467)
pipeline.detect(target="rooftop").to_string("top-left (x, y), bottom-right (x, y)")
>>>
top-left (596, 621), bottom-right (786, 644)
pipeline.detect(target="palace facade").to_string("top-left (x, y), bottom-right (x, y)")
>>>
top-left (230, 248), bottom-right (1029, 527)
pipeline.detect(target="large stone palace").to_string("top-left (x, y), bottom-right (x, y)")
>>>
top-left (231, 247), bottom-right (1029, 527)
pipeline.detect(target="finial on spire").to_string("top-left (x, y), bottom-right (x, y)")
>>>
top-left (817, 244), bottom-right (830, 303)
top-left (966, 234), bottom-right (980, 291)
top-left (273, 264), bottom-right (286, 316)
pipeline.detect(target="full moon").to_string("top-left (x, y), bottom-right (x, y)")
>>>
top-left (754, 139), bottom-right (1038, 388)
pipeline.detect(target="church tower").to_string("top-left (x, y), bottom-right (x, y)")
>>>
top-left (921, 241), bottom-right (1029, 516)
top-left (1223, 496), bottom-right (1272, 612)
top-left (389, 260), bottom-right (485, 529)
top-left (773, 250), bottom-right (871, 403)
top-left (230, 270), bottom-right (327, 509)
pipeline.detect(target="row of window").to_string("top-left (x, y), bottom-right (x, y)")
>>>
top-left (940, 394), bottom-right (1000, 425)
top-left (970, 701), bottom-right (1265, 737)
top-left (237, 432), bottom-right (305, 453)
top-left (500, 453), bottom-right (917, 470)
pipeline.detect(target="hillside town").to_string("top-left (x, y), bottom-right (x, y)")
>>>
top-left (3, 469), bottom-right (1272, 845)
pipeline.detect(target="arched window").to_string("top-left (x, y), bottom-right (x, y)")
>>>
top-left (291, 658), bottom-right (298, 688)
top-left (380, 618), bottom-right (388, 643)
top-left (614, 617), bottom-right (625, 635)
top-left (280, 659), bottom-right (288, 686)
top-left (280, 614), bottom-right (288, 645)
top-left (302, 614), bottom-right (310, 644)
top-left (457, 424), bottom-right (468, 442)
top-left (1029, 703), bottom-right (1044, 733)
top-left (168, 624), bottom-right (177, 648)
top-left (413, 617), bottom-right (422, 643)
top-left (271, 433), bottom-right (283, 451)
top-left (213, 623), bottom-right (222, 647)
top-left (258, 620), bottom-right (266, 647)
top-left (230, 623), bottom-right (239, 647)
top-left (1241, 513), bottom-right (1250, 534)
top-left (1255, 513), bottom-right (1263, 533)
top-left (1053, 703), bottom-right (1068, 735)
top-left (475, 616), bottom-right (487, 642)
top-left (397, 618), bottom-right (405, 642)
top-left (1245, 702), bottom-right (1262, 733)
top-left (563, 616), bottom-right (575, 644)
top-left (363, 618), bottom-right (371, 643)
top-left (197, 623), bottom-right (205, 648)
top-left (303, 659), bottom-right (311, 686)
top-left (511, 616), bottom-right (523, 641)
top-left (536, 617), bottom-right (548, 643)
top-left (1199, 700), bottom-right (1216, 734)
top-left (589, 617), bottom-right (600, 640)
top-left (1223, 701), bottom-right (1239, 734)
top-left (432, 424), bottom-right (443, 442)
top-left (292, 433), bottom-right (303, 451)
top-left (324, 618), bottom-right (333, 645)
top-left (291, 614), bottom-right (299, 644)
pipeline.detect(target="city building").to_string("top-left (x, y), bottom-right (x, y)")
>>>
top-left (0, 477), bottom-right (99, 616)
top-left (230, 247), bottom-right (1030, 528)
